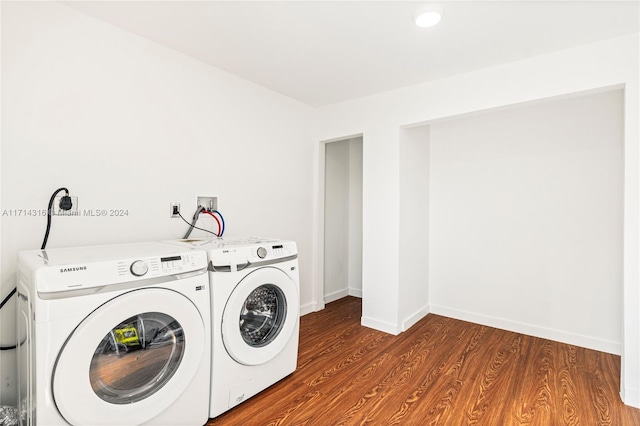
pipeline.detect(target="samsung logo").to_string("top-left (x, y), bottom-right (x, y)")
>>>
top-left (60, 266), bottom-right (87, 273)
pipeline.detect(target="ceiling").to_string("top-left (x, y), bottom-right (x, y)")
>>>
top-left (63, 1), bottom-right (639, 106)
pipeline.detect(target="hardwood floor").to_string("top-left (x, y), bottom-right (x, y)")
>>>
top-left (206, 297), bottom-right (640, 425)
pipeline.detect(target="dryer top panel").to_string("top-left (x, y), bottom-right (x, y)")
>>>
top-left (18, 242), bottom-right (208, 296)
top-left (166, 237), bottom-right (298, 266)
top-left (176, 236), bottom-right (281, 249)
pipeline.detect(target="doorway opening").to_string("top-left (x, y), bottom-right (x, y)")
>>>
top-left (322, 136), bottom-right (363, 304)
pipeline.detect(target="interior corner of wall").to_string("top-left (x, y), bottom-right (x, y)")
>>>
top-left (621, 387), bottom-right (640, 409)
top-left (402, 306), bottom-right (430, 332)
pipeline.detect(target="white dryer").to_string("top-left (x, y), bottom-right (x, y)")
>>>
top-left (16, 242), bottom-right (211, 426)
top-left (171, 237), bottom-right (300, 418)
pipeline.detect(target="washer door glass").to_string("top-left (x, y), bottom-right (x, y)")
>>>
top-left (240, 284), bottom-right (287, 347)
top-left (90, 312), bottom-right (185, 404)
top-left (222, 266), bottom-right (299, 366)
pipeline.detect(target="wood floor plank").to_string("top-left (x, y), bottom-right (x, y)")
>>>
top-left (206, 297), bottom-right (640, 426)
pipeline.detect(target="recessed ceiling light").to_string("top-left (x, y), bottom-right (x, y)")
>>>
top-left (415, 6), bottom-right (443, 28)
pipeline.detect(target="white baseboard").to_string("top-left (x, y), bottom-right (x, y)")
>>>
top-left (312, 290), bottom-right (362, 316)
top-left (429, 304), bottom-right (621, 355)
top-left (621, 387), bottom-right (640, 409)
top-left (299, 301), bottom-right (323, 317)
top-left (324, 289), bottom-right (349, 304)
top-left (402, 306), bottom-right (429, 332)
top-left (361, 315), bottom-right (400, 335)
top-left (348, 287), bottom-right (362, 298)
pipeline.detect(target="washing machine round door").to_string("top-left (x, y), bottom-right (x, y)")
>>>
top-left (52, 288), bottom-right (205, 426)
top-left (222, 266), bottom-right (299, 366)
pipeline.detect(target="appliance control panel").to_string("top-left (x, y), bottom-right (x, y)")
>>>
top-left (31, 247), bottom-right (208, 295)
top-left (251, 243), bottom-right (294, 261)
top-left (176, 237), bottom-right (297, 268)
top-left (212, 241), bottom-right (297, 266)
top-left (116, 253), bottom-right (204, 278)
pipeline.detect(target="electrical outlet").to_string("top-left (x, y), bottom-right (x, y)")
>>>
top-left (53, 196), bottom-right (79, 215)
top-left (170, 202), bottom-right (180, 218)
top-left (197, 196), bottom-right (217, 212)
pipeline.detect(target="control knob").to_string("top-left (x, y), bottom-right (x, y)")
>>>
top-left (257, 247), bottom-right (267, 259)
top-left (130, 260), bottom-right (149, 277)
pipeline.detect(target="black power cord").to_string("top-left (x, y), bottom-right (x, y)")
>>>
top-left (0, 187), bottom-right (73, 351)
top-left (42, 187), bottom-right (72, 250)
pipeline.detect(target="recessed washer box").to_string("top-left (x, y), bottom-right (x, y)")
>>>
top-left (197, 196), bottom-right (217, 211)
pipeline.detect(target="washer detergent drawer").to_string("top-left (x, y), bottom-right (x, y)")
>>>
top-left (52, 288), bottom-right (205, 426)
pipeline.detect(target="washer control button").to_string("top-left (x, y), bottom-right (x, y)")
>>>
top-left (130, 260), bottom-right (149, 276)
top-left (257, 247), bottom-right (267, 259)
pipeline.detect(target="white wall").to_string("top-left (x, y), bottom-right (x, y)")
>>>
top-left (315, 33), bottom-right (640, 406)
top-left (0, 1), bottom-right (314, 405)
top-left (429, 90), bottom-right (623, 354)
top-left (347, 138), bottom-right (363, 297)
top-left (399, 125), bottom-right (430, 331)
top-left (324, 140), bottom-right (350, 301)
top-left (323, 137), bottom-right (362, 303)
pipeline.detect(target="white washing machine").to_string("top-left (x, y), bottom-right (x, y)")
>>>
top-left (170, 237), bottom-right (300, 418)
top-left (16, 242), bottom-right (211, 426)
